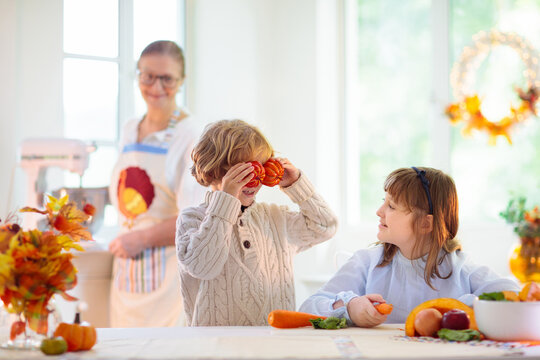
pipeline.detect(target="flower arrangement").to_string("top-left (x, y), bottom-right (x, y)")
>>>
top-left (500, 197), bottom-right (540, 238)
top-left (0, 195), bottom-right (94, 342)
top-left (500, 197), bottom-right (540, 282)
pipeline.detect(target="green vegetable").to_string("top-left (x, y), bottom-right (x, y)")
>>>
top-left (478, 292), bottom-right (506, 301)
top-left (40, 337), bottom-right (68, 355)
top-left (310, 317), bottom-right (347, 329)
top-left (437, 328), bottom-right (481, 342)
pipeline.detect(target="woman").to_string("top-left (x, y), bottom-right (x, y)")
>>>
top-left (108, 40), bottom-right (204, 327)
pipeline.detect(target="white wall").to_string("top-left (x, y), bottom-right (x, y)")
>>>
top-left (186, 0), bottom-right (319, 178)
top-left (0, 0), bottom-right (18, 215)
top-left (0, 0), bottom-right (64, 217)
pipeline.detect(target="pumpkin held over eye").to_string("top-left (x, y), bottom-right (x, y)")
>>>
top-left (245, 161), bottom-right (266, 188)
top-left (261, 158), bottom-right (284, 187)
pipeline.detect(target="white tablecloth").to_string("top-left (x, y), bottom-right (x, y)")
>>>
top-left (1, 325), bottom-right (539, 359)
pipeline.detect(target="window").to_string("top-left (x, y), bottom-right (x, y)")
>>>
top-left (62, 0), bottom-right (185, 191)
top-left (449, 0), bottom-right (540, 222)
top-left (339, 0), bottom-right (540, 235)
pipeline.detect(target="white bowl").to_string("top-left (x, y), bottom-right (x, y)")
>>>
top-left (473, 297), bottom-right (540, 341)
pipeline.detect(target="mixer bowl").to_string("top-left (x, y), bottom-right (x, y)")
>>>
top-left (51, 187), bottom-right (109, 234)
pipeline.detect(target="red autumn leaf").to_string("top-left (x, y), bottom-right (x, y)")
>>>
top-left (53, 215), bottom-right (71, 232)
top-left (83, 203), bottom-right (96, 216)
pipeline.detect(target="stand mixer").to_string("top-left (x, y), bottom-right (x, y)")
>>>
top-left (19, 138), bottom-right (113, 327)
top-left (19, 138), bottom-right (94, 229)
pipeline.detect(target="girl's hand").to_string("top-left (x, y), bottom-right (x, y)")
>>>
top-left (276, 158), bottom-right (300, 187)
top-left (109, 231), bottom-right (145, 258)
top-left (347, 294), bottom-right (388, 328)
top-left (221, 162), bottom-right (254, 199)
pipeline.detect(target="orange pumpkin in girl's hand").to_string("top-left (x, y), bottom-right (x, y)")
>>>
top-left (261, 158), bottom-right (284, 187)
top-left (245, 161), bottom-right (265, 188)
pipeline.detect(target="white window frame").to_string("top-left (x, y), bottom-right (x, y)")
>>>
top-left (314, 0), bottom-right (515, 276)
top-left (62, 0), bottom-right (186, 149)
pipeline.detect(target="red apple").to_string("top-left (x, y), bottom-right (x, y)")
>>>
top-left (441, 309), bottom-right (470, 330)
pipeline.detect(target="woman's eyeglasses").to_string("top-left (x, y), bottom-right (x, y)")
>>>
top-left (138, 72), bottom-right (179, 88)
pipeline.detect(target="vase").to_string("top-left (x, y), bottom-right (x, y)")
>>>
top-left (509, 236), bottom-right (540, 283)
top-left (0, 311), bottom-right (42, 350)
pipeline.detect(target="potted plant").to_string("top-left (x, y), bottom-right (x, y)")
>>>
top-left (500, 197), bottom-right (540, 283)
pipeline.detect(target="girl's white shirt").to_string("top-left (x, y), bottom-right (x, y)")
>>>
top-left (299, 245), bottom-right (520, 324)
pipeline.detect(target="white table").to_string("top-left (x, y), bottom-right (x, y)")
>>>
top-left (1, 325), bottom-right (539, 359)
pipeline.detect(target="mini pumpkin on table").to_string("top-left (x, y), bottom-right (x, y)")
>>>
top-left (53, 302), bottom-right (97, 352)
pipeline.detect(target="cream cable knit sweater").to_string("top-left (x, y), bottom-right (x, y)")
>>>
top-left (175, 174), bottom-right (338, 326)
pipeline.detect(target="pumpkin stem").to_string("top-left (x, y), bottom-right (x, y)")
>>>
top-left (74, 312), bottom-right (81, 324)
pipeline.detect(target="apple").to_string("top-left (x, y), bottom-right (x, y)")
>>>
top-left (414, 308), bottom-right (442, 337)
top-left (441, 309), bottom-right (470, 330)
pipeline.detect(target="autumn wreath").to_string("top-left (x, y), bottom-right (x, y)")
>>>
top-left (446, 30), bottom-right (539, 145)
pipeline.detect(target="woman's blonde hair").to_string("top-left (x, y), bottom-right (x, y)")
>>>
top-left (378, 167), bottom-right (461, 289)
top-left (138, 40), bottom-right (185, 78)
top-left (191, 120), bottom-right (274, 186)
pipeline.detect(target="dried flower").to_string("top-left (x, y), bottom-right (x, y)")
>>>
top-left (0, 195), bottom-right (93, 337)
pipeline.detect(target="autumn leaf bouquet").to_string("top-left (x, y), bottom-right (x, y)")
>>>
top-left (0, 195), bottom-right (94, 343)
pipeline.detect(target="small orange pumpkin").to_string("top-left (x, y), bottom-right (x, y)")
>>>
top-left (53, 313), bottom-right (97, 351)
top-left (261, 158), bottom-right (284, 187)
top-left (245, 161), bottom-right (266, 188)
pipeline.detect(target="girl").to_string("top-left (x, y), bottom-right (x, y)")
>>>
top-left (299, 167), bottom-right (520, 327)
top-left (175, 119), bottom-right (338, 326)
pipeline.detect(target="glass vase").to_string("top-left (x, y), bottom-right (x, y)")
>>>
top-left (0, 311), bottom-right (42, 350)
top-left (509, 236), bottom-right (540, 283)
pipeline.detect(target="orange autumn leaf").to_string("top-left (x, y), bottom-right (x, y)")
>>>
top-left (55, 203), bottom-right (92, 242)
top-left (10, 320), bottom-right (25, 341)
top-left (524, 206), bottom-right (540, 225)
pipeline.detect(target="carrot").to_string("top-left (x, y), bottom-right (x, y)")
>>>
top-left (375, 303), bottom-right (393, 315)
top-left (267, 310), bottom-right (327, 328)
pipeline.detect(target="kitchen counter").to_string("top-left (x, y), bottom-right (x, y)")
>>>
top-left (1, 325), bottom-right (539, 359)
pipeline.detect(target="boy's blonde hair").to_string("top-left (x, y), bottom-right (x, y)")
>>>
top-left (191, 120), bottom-right (274, 186)
top-left (378, 167), bottom-right (461, 289)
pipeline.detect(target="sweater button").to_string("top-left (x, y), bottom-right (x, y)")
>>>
top-left (243, 240), bottom-right (251, 249)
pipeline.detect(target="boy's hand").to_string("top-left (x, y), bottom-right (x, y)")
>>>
top-left (276, 158), bottom-right (300, 187)
top-left (347, 294), bottom-right (388, 328)
top-left (221, 162), bottom-right (254, 199)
